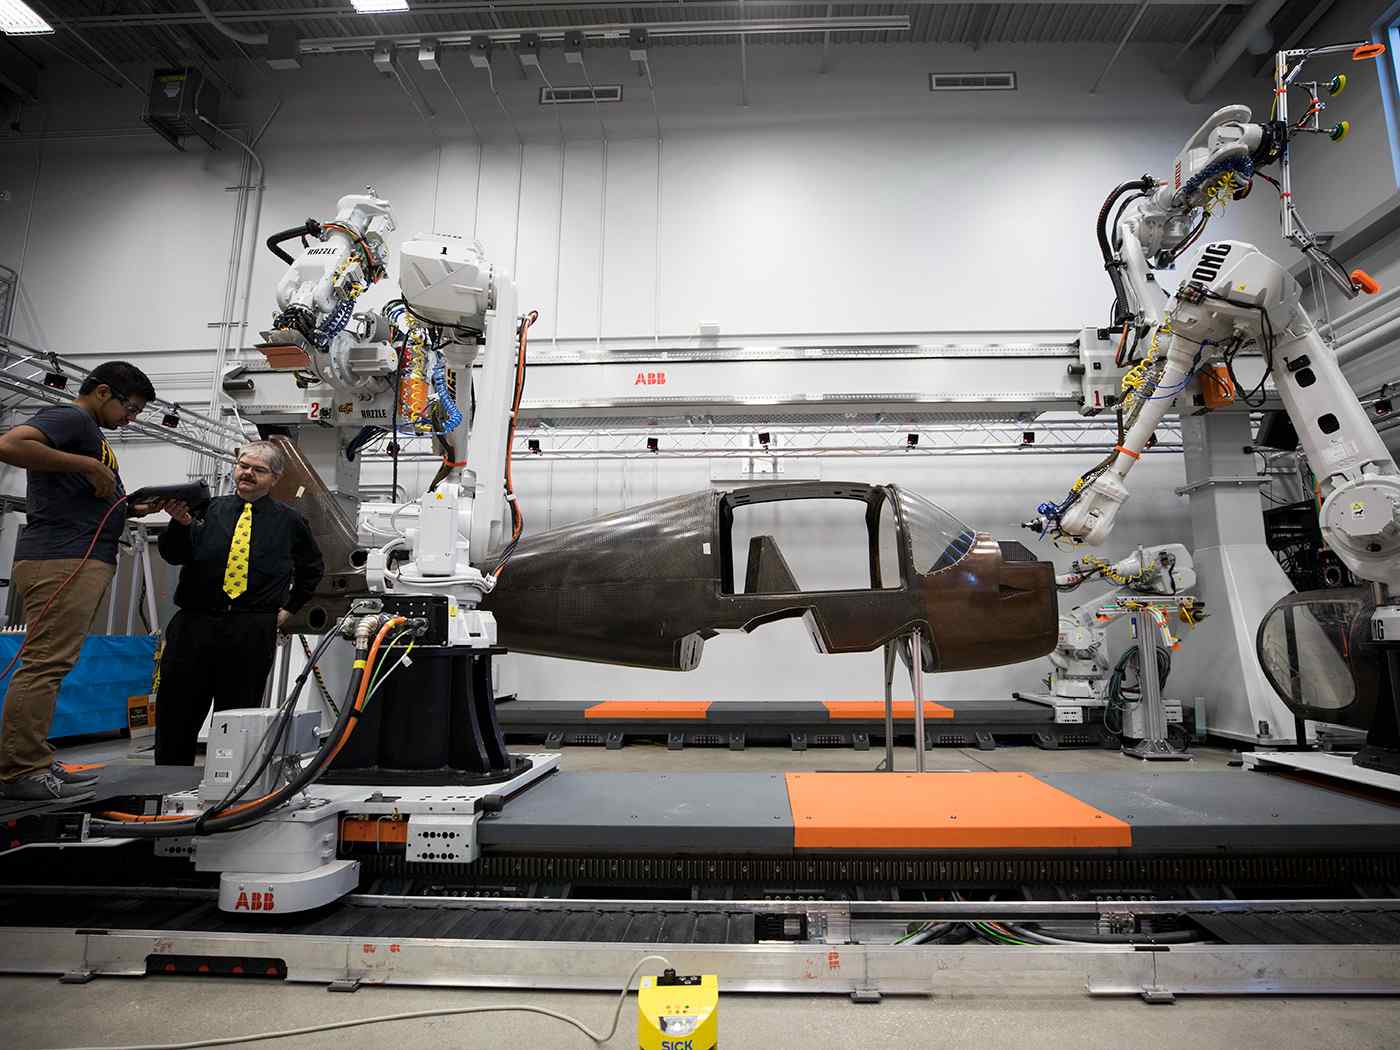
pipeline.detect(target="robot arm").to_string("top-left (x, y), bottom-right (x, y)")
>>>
top-left (1045, 544), bottom-right (1199, 701)
top-left (1032, 45), bottom-right (1390, 552)
top-left (257, 192), bottom-right (534, 635)
top-left (261, 192), bottom-right (397, 387)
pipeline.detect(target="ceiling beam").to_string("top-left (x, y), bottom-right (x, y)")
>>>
top-left (1252, 0), bottom-right (1340, 78)
top-left (1089, 0), bottom-right (1150, 93)
top-left (63, 0), bottom-right (1257, 32)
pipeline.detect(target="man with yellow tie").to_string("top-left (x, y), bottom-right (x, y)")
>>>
top-left (153, 441), bottom-right (324, 766)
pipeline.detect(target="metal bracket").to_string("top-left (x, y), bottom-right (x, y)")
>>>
top-left (1173, 474), bottom-right (1266, 496)
top-left (406, 814), bottom-right (480, 864)
top-left (1140, 985), bottom-right (1176, 1005)
top-left (850, 988), bottom-right (883, 1004)
top-left (58, 970), bottom-right (95, 985)
top-left (327, 977), bottom-right (362, 993)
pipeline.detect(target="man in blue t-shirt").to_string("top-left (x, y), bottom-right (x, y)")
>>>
top-left (0, 361), bottom-right (162, 800)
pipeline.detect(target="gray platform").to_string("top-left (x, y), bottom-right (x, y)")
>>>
top-left (477, 768), bottom-right (1400, 858)
top-left (478, 772), bottom-right (795, 853)
top-left (1040, 771), bottom-right (1400, 851)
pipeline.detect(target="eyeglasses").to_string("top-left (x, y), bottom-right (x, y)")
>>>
top-left (236, 461), bottom-right (278, 478)
top-left (112, 394), bottom-right (144, 418)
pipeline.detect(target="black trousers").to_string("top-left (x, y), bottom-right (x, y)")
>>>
top-left (154, 609), bottom-right (279, 766)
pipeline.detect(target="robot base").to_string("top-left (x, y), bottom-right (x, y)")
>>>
top-left (201, 753), bottom-right (561, 913)
top-left (219, 859), bottom-right (360, 914)
top-left (327, 646), bottom-right (517, 786)
top-left (317, 754), bottom-right (534, 787)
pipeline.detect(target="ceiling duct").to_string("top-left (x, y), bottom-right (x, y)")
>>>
top-left (929, 72), bottom-right (1017, 91)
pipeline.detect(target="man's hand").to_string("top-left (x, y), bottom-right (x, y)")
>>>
top-left (277, 608), bottom-right (293, 633)
top-left (164, 500), bottom-right (193, 525)
top-left (84, 460), bottom-right (117, 500)
top-left (128, 498), bottom-right (193, 524)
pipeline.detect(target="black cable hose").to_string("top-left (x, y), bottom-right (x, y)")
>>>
top-left (1098, 176), bottom-right (1156, 325)
top-left (1002, 922), bottom-right (1205, 945)
top-left (1106, 644), bottom-right (1173, 739)
top-left (265, 220), bottom-right (321, 265)
top-left (196, 627), bottom-right (345, 829)
top-left (90, 631), bottom-right (375, 839)
top-left (1109, 191), bottom-right (1148, 251)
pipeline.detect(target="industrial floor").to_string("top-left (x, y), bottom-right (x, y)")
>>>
top-left (7, 734), bottom-right (1398, 1050)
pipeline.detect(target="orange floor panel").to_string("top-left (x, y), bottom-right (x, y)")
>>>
top-left (821, 700), bottom-right (954, 720)
top-left (584, 700), bottom-right (714, 720)
top-left (784, 771), bottom-right (1132, 849)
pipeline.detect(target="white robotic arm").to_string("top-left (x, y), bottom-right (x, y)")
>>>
top-left (1046, 544), bottom-right (1198, 701)
top-left (261, 192), bottom-right (398, 389)
top-left (1033, 46), bottom-right (1394, 564)
top-left (258, 193), bottom-right (534, 646)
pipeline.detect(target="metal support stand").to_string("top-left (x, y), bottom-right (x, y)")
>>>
top-left (112, 524), bottom-right (160, 636)
top-left (1122, 608), bottom-right (1189, 762)
top-left (909, 628), bottom-right (927, 772)
top-left (880, 639), bottom-right (896, 772)
top-left (1170, 413), bottom-right (1297, 745)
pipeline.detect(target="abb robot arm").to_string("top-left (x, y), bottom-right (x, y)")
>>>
top-left (1029, 43), bottom-right (1400, 593)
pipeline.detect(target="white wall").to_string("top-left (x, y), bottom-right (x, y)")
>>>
top-left (2, 18), bottom-right (1396, 700)
top-left (1, 40), bottom-right (1272, 353)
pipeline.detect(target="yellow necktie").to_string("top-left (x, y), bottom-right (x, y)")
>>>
top-left (223, 502), bottom-right (252, 600)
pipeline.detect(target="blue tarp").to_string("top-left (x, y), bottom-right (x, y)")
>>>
top-left (0, 635), bottom-right (157, 739)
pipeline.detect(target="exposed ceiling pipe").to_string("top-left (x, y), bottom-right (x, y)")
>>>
top-left (1186, 0), bottom-right (1289, 103)
top-left (191, 0), bottom-right (268, 46)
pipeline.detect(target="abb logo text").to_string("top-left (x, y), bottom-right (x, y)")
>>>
top-left (634, 371), bottom-right (667, 386)
top-left (233, 890), bottom-right (276, 911)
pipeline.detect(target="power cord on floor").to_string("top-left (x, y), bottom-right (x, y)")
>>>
top-left (41, 954), bottom-right (672, 1050)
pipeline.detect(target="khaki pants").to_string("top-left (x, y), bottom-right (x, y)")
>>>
top-left (0, 558), bottom-right (115, 782)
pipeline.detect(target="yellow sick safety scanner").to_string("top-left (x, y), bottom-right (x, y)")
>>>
top-left (637, 969), bottom-right (719, 1050)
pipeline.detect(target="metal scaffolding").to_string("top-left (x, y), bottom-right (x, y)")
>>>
top-left (360, 417), bottom-right (1188, 464)
top-left (0, 332), bottom-right (243, 462)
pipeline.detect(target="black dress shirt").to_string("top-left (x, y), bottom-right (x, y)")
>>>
top-left (158, 494), bottom-right (325, 615)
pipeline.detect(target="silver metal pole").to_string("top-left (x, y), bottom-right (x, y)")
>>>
top-left (141, 540), bottom-right (159, 634)
top-left (274, 635), bottom-right (293, 710)
top-left (882, 639), bottom-right (896, 772)
top-left (105, 550), bottom-right (121, 634)
top-left (123, 527), bottom-right (144, 635)
top-left (261, 641), bottom-right (279, 707)
top-left (909, 628), bottom-right (926, 772)
top-left (1277, 48), bottom-right (1295, 243)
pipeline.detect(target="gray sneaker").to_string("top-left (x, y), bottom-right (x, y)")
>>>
top-left (50, 761), bottom-right (102, 784)
top-left (0, 772), bottom-right (91, 801)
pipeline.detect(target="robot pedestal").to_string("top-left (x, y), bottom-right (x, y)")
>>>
top-left (322, 646), bottom-right (528, 786)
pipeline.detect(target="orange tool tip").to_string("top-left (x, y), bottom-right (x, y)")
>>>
top-left (1352, 269), bottom-right (1382, 295)
top-left (1354, 43), bottom-right (1387, 61)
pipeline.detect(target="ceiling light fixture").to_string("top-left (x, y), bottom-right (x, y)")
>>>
top-left (351, 0), bottom-right (409, 13)
top-left (0, 0), bottom-right (54, 35)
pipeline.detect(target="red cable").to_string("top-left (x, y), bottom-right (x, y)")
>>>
top-left (0, 495), bottom-right (130, 683)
